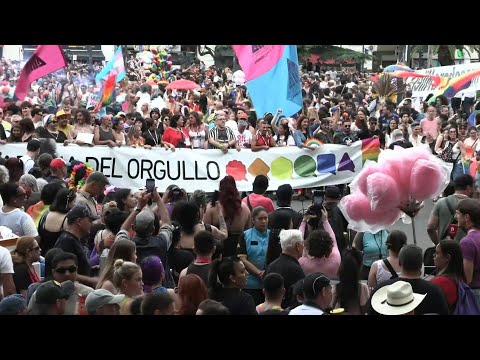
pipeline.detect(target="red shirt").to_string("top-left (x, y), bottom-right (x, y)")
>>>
top-left (431, 275), bottom-right (457, 307)
top-left (162, 127), bottom-right (189, 148)
top-left (255, 132), bottom-right (272, 147)
top-left (242, 193), bottom-right (275, 213)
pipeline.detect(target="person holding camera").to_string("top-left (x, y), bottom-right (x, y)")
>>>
top-left (298, 206), bottom-right (341, 279)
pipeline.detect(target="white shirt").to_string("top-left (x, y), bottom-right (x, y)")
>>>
top-left (20, 154), bottom-right (35, 175)
top-left (225, 120), bottom-right (238, 132)
top-left (0, 246), bottom-right (14, 274)
top-left (234, 129), bottom-right (252, 148)
top-left (288, 304), bottom-right (324, 315)
top-left (136, 92), bottom-right (151, 112)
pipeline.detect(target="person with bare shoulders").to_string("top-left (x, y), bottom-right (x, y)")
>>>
top-left (203, 176), bottom-right (251, 257)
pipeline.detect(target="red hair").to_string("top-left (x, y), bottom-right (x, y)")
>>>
top-left (219, 176), bottom-right (242, 221)
top-left (296, 115), bottom-right (308, 130)
top-left (177, 274), bottom-right (208, 315)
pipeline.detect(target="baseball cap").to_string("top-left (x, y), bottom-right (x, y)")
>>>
top-left (135, 208), bottom-right (155, 234)
top-left (303, 273), bottom-right (331, 300)
top-left (55, 109), bottom-right (69, 118)
top-left (85, 289), bottom-right (125, 314)
top-left (50, 158), bottom-right (69, 169)
top-left (238, 112), bottom-right (249, 120)
top-left (35, 280), bottom-right (75, 305)
top-left (116, 111), bottom-right (126, 118)
top-left (325, 185), bottom-right (341, 199)
top-left (66, 205), bottom-right (100, 222)
top-left (0, 294), bottom-right (27, 315)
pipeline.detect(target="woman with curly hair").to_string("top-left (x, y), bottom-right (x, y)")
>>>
top-left (102, 187), bottom-right (137, 213)
top-left (203, 176), bottom-right (251, 257)
top-left (299, 207), bottom-right (340, 279)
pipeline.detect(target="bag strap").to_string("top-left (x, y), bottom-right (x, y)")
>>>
top-left (246, 195), bottom-right (253, 211)
top-left (383, 259), bottom-right (398, 278)
top-left (445, 196), bottom-right (455, 217)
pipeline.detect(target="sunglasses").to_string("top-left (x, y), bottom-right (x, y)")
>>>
top-left (54, 265), bottom-right (78, 274)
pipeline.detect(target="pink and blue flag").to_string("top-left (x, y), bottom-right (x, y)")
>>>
top-left (95, 46), bottom-right (125, 84)
top-left (233, 45), bottom-right (302, 118)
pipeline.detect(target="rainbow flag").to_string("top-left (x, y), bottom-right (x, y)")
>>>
top-left (233, 45), bottom-right (302, 118)
top-left (94, 72), bottom-right (116, 111)
top-left (95, 46), bottom-right (125, 84)
top-left (389, 70), bottom-right (444, 87)
top-left (429, 68), bottom-right (480, 103)
top-left (361, 137), bottom-right (380, 164)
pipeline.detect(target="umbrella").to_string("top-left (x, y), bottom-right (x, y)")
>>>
top-left (383, 64), bottom-right (413, 73)
top-left (166, 79), bottom-right (199, 91)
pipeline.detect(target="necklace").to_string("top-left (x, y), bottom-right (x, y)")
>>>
top-left (48, 131), bottom-right (58, 140)
top-left (372, 231), bottom-right (384, 260)
top-left (148, 129), bottom-right (158, 146)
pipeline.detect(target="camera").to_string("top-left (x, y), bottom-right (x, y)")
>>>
top-left (313, 190), bottom-right (325, 206)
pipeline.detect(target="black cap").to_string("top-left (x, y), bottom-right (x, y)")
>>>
top-left (325, 186), bottom-right (341, 199)
top-left (35, 280), bottom-right (75, 305)
top-left (66, 205), bottom-right (99, 222)
top-left (303, 273), bottom-right (331, 300)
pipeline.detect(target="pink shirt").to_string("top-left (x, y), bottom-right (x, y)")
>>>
top-left (299, 220), bottom-right (341, 279)
top-left (420, 117), bottom-right (440, 141)
top-left (242, 193), bottom-right (275, 213)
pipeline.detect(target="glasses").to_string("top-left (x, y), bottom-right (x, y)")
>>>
top-left (54, 265), bottom-right (78, 274)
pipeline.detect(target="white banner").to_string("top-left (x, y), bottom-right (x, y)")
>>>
top-left (0, 140), bottom-right (372, 192)
top-left (407, 63), bottom-right (480, 109)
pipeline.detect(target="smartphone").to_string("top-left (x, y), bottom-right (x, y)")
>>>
top-left (146, 178), bottom-right (155, 193)
top-left (313, 190), bottom-right (325, 206)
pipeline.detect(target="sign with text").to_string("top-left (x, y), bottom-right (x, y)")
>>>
top-left (1, 141), bottom-right (371, 192)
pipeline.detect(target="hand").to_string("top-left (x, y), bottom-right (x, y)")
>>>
top-left (257, 270), bottom-right (265, 279)
top-left (107, 140), bottom-right (117, 148)
top-left (144, 145), bottom-right (152, 149)
top-left (63, 140), bottom-right (69, 146)
top-left (152, 187), bottom-right (161, 203)
top-left (162, 189), bottom-right (170, 203)
top-left (236, 146), bottom-right (241, 152)
top-left (76, 140), bottom-right (85, 145)
top-left (307, 145), bottom-right (316, 151)
top-left (303, 212), bottom-right (317, 222)
top-left (277, 108), bottom-right (282, 114)
top-left (321, 207), bottom-right (328, 223)
top-left (137, 190), bottom-right (150, 209)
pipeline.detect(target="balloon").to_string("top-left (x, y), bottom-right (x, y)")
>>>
top-left (366, 172), bottom-right (400, 211)
top-left (410, 159), bottom-right (445, 202)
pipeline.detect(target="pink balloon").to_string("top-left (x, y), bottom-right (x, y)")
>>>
top-left (410, 159), bottom-right (443, 202)
top-left (356, 162), bottom-right (381, 195)
top-left (366, 172), bottom-right (400, 210)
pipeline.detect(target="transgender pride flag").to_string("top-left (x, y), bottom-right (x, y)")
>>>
top-left (95, 45), bottom-right (126, 85)
top-left (233, 45), bottom-right (302, 118)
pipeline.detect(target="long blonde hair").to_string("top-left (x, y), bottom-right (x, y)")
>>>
top-left (96, 239), bottom-right (136, 289)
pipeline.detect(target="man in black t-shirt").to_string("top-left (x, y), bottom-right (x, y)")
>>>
top-left (368, 245), bottom-right (449, 315)
top-left (269, 184), bottom-right (302, 230)
top-left (54, 205), bottom-right (99, 288)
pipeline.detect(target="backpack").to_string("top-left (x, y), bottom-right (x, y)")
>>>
top-left (452, 281), bottom-right (480, 315)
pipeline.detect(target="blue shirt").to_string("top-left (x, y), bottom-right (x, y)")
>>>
top-left (362, 230), bottom-right (389, 267)
top-left (238, 228), bottom-right (270, 289)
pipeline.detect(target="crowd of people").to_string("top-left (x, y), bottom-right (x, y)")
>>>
top-left (0, 51), bottom-right (480, 315)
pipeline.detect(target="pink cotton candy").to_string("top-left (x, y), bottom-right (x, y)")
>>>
top-left (366, 172), bottom-right (400, 210)
top-left (343, 194), bottom-right (373, 222)
top-left (375, 207), bottom-right (402, 226)
top-left (410, 159), bottom-right (444, 202)
top-left (355, 162), bottom-right (381, 195)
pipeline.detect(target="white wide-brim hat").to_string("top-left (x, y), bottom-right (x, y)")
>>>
top-left (371, 281), bottom-right (426, 315)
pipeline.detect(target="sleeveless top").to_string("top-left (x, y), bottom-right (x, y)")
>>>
top-left (374, 259), bottom-right (400, 284)
top-left (362, 230), bottom-right (389, 267)
top-left (186, 263), bottom-right (211, 286)
top-left (99, 127), bottom-right (116, 142)
top-left (38, 210), bottom-right (67, 256)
